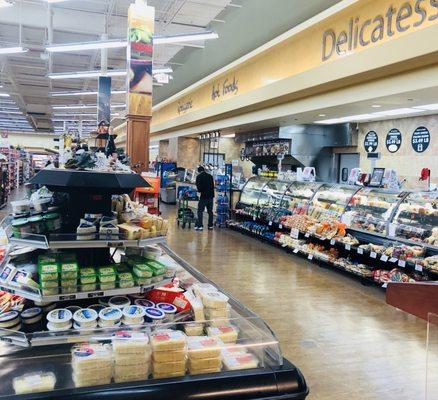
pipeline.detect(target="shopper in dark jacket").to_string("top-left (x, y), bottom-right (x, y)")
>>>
top-left (195, 166), bottom-right (214, 230)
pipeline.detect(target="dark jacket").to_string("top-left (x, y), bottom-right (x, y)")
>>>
top-left (196, 171), bottom-right (215, 199)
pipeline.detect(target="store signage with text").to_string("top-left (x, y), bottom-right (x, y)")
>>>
top-left (211, 76), bottom-right (239, 101)
top-left (322, 0), bottom-right (438, 61)
top-left (177, 98), bottom-right (193, 115)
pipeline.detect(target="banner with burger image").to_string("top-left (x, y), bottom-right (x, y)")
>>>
top-left (127, 1), bottom-right (155, 116)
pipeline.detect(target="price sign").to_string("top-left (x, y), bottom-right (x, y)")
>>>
top-left (305, 232), bottom-right (310, 238)
top-left (370, 252), bottom-right (377, 259)
top-left (357, 248), bottom-right (364, 255)
top-left (382, 282), bottom-right (388, 288)
top-left (388, 223), bottom-right (397, 237)
top-left (411, 126), bottom-right (430, 153)
top-left (88, 291), bottom-right (104, 298)
top-left (268, 221), bottom-right (273, 226)
top-left (364, 131), bottom-right (378, 153)
top-left (293, 248), bottom-right (299, 254)
top-left (380, 255), bottom-right (389, 262)
top-left (389, 257), bottom-right (398, 263)
top-left (279, 224), bottom-right (283, 230)
top-left (290, 228), bottom-right (300, 239)
top-left (107, 241), bottom-right (124, 248)
top-left (398, 260), bottom-right (406, 268)
top-left (308, 254), bottom-right (314, 260)
top-left (330, 239), bottom-right (336, 245)
top-left (253, 216), bottom-right (256, 221)
top-left (59, 294), bottom-right (76, 301)
top-left (415, 264), bottom-right (423, 272)
top-left (386, 128), bottom-right (402, 153)
top-left (345, 244), bottom-right (351, 251)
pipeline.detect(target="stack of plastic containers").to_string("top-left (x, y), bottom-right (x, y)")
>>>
top-left (151, 330), bottom-right (187, 379)
top-left (187, 336), bottom-right (222, 375)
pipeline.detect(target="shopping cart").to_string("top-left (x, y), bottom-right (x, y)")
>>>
top-left (176, 187), bottom-right (198, 229)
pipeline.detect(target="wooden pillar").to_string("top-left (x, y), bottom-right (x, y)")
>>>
top-left (126, 115), bottom-right (150, 172)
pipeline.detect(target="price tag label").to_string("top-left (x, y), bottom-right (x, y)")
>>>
top-left (330, 239), bottom-right (336, 245)
top-left (382, 282), bottom-right (388, 288)
top-left (293, 248), bottom-right (299, 254)
top-left (308, 254), bottom-right (314, 260)
top-left (107, 241), bottom-right (124, 248)
top-left (88, 291), bottom-right (104, 298)
top-left (389, 257), bottom-right (398, 263)
top-left (268, 221), bottom-right (273, 226)
top-left (290, 228), bottom-right (300, 239)
top-left (415, 264), bottom-right (423, 272)
top-left (370, 252), bottom-right (377, 259)
top-left (357, 248), bottom-right (364, 255)
top-left (345, 244), bottom-right (351, 251)
top-left (388, 223), bottom-right (396, 237)
top-left (305, 233), bottom-right (310, 238)
top-left (380, 255), bottom-right (389, 262)
top-left (398, 260), bottom-right (406, 268)
top-left (59, 294), bottom-right (76, 301)
top-left (279, 224), bottom-right (283, 230)
top-left (253, 216), bottom-right (256, 221)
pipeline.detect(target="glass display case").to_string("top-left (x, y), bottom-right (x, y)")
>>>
top-left (282, 182), bottom-right (322, 215)
top-left (343, 188), bottom-right (401, 235)
top-left (391, 191), bottom-right (438, 246)
top-left (238, 177), bottom-right (269, 207)
top-left (308, 184), bottom-right (358, 222)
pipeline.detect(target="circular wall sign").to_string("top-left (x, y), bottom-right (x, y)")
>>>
top-left (411, 126), bottom-right (430, 153)
top-left (364, 131), bottom-right (378, 153)
top-left (386, 128), bottom-right (402, 153)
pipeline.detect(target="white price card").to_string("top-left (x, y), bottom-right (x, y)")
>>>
top-left (290, 228), bottom-right (300, 239)
top-left (282, 244), bottom-right (288, 248)
top-left (308, 254), bottom-right (314, 260)
top-left (305, 232), bottom-right (310, 238)
top-left (279, 224), bottom-right (283, 230)
top-left (370, 252), bottom-right (377, 259)
top-left (382, 282), bottom-right (388, 289)
top-left (357, 248), bottom-right (364, 255)
top-left (345, 244), bottom-right (351, 251)
top-left (253, 216), bottom-right (256, 221)
top-left (330, 239), bottom-right (336, 245)
top-left (415, 264), bottom-right (423, 272)
top-left (380, 255), bottom-right (389, 262)
top-left (293, 248), bottom-right (299, 254)
top-left (398, 260), bottom-right (406, 268)
top-left (389, 257), bottom-right (398, 263)
top-left (268, 221), bottom-right (272, 226)
top-left (388, 223), bottom-right (396, 237)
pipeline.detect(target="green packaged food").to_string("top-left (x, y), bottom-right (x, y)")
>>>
top-left (114, 263), bottom-right (130, 273)
top-left (28, 215), bottom-right (45, 234)
top-left (80, 268), bottom-right (96, 284)
top-left (125, 256), bottom-right (149, 269)
top-left (44, 212), bottom-right (61, 232)
top-left (41, 287), bottom-right (58, 296)
top-left (133, 266), bottom-right (153, 278)
top-left (38, 254), bottom-right (57, 264)
top-left (80, 283), bottom-right (96, 292)
top-left (97, 266), bottom-right (116, 283)
top-left (39, 271), bottom-right (58, 281)
top-left (40, 280), bottom-right (59, 289)
top-left (145, 259), bottom-right (166, 276)
top-left (151, 275), bottom-right (164, 283)
top-left (61, 286), bottom-right (76, 294)
top-left (60, 278), bottom-right (77, 288)
top-left (134, 276), bottom-right (152, 286)
top-left (118, 272), bottom-right (134, 288)
top-left (38, 255), bottom-right (59, 277)
top-left (100, 282), bottom-right (116, 290)
top-left (60, 262), bottom-right (78, 280)
top-left (12, 218), bottom-right (31, 238)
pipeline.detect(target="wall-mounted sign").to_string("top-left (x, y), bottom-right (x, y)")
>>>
top-left (364, 130), bottom-right (378, 152)
top-left (211, 76), bottom-right (239, 101)
top-left (411, 126), bottom-right (430, 153)
top-left (244, 139), bottom-right (291, 157)
top-left (386, 128), bottom-right (402, 153)
top-left (177, 98), bottom-right (193, 115)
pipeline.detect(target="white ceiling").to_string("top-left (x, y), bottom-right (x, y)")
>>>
top-left (0, 0), bottom-right (236, 134)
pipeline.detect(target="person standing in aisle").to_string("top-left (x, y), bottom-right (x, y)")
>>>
top-left (195, 166), bottom-right (215, 231)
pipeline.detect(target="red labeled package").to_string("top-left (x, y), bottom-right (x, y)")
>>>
top-left (145, 284), bottom-right (190, 313)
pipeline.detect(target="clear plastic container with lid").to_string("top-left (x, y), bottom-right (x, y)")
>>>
top-left (73, 308), bottom-right (98, 328)
top-left (13, 372), bottom-right (56, 395)
top-left (112, 331), bottom-right (150, 355)
top-left (151, 330), bottom-right (186, 352)
top-left (97, 266), bottom-right (116, 283)
top-left (187, 336), bottom-right (222, 359)
top-left (98, 307), bottom-right (122, 327)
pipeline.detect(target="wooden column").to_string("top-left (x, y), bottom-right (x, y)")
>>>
top-left (126, 115), bottom-right (151, 172)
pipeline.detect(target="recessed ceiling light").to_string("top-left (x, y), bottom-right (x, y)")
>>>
top-left (48, 70), bottom-right (127, 80)
top-left (371, 105), bottom-right (381, 108)
top-left (413, 103), bottom-right (438, 111)
top-left (318, 114), bottom-right (326, 117)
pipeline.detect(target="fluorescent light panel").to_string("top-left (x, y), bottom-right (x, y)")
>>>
top-left (47, 40), bottom-right (127, 53)
top-left (0, 93), bottom-right (10, 97)
top-left (51, 90), bottom-right (126, 97)
top-left (413, 103), bottom-right (438, 111)
top-left (48, 70), bottom-right (126, 80)
top-left (52, 104), bottom-right (125, 110)
top-left (0, 46), bottom-right (28, 55)
top-left (154, 31), bottom-right (218, 44)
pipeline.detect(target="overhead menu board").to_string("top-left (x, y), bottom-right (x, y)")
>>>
top-left (364, 131), bottom-right (378, 153)
top-left (386, 128), bottom-right (402, 153)
top-left (411, 126), bottom-right (430, 153)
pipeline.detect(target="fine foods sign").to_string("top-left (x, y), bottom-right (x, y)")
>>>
top-left (322, 0), bottom-right (438, 61)
top-left (411, 126), bottom-right (430, 153)
top-left (211, 76), bottom-right (239, 101)
top-left (386, 128), bottom-right (402, 153)
top-left (364, 131), bottom-right (378, 153)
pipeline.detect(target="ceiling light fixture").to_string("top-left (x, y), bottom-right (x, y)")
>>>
top-left (154, 31), bottom-right (218, 45)
top-left (372, 108), bottom-right (422, 116)
top-left (318, 114), bottom-right (326, 117)
top-left (46, 40), bottom-right (128, 53)
top-left (0, 93), bottom-right (9, 97)
top-left (371, 105), bottom-right (382, 108)
top-left (0, 46), bottom-right (28, 55)
top-left (48, 70), bottom-right (127, 80)
top-left (413, 103), bottom-right (438, 111)
top-left (153, 67), bottom-right (173, 74)
top-left (51, 90), bottom-right (126, 97)
top-left (52, 104), bottom-right (125, 110)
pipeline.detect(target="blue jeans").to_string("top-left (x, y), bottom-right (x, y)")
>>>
top-left (197, 198), bottom-right (214, 228)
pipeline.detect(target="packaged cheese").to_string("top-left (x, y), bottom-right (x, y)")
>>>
top-left (201, 291), bottom-right (229, 310)
top-left (222, 352), bottom-right (259, 371)
top-left (204, 306), bottom-right (230, 320)
top-left (152, 349), bottom-right (186, 363)
top-left (114, 367), bottom-right (150, 383)
top-left (188, 357), bottom-right (222, 371)
top-left (153, 370), bottom-right (185, 379)
top-left (189, 367), bottom-right (221, 375)
top-left (115, 353), bottom-right (151, 366)
top-left (207, 318), bottom-right (231, 328)
top-left (13, 372), bottom-right (56, 395)
top-left (184, 323), bottom-right (204, 336)
top-left (150, 330), bottom-right (186, 352)
top-left (152, 360), bottom-right (186, 375)
top-left (184, 289), bottom-right (205, 321)
top-left (114, 364), bottom-right (149, 376)
top-left (71, 343), bottom-right (113, 371)
top-left (206, 325), bottom-right (239, 343)
top-left (112, 331), bottom-right (150, 355)
top-left (187, 336), bottom-right (222, 359)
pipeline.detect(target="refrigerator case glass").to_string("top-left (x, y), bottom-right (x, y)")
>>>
top-left (283, 182), bottom-right (322, 215)
top-left (238, 177), bottom-right (269, 207)
top-left (344, 188), bottom-right (401, 235)
top-left (392, 191), bottom-right (438, 246)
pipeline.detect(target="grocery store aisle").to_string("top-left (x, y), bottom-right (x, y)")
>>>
top-left (163, 205), bottom-right (427, 400)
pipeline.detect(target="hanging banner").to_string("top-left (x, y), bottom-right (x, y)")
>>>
top-left (127, 1), bottom-right (155, 117)
top-left (98, 76), bottom-right (112, 127)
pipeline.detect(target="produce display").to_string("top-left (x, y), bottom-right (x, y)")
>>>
top-left (232, 177), bottom-right (438, 288)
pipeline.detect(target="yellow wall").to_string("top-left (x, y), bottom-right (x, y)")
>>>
top-left (358, 114), bottom-right (438, 189)
top-left (152, 0), bottom-right (438, 128)
top-left (4, 133), bottom-right (60, 150)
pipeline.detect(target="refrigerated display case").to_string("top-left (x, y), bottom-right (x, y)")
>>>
top-left (283, 182), bottom-right (322, 215)
top-left (344, 188), bottom-right (402, 236)
top-left (391, 191), bottom-right (438, 247)
top-left (238, 177), bottom-right (270, 207)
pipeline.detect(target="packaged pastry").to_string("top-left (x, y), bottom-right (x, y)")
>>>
top-left (151, 330), bottom-right (186, 352)
top-left (206, 325), bottom-right (238, 343)
top-left (13, 372), bottom-right (56, 395)
top-left (188, 357), bottom-right (222, 371)
top-left (112, 331), bottom-right (150, 355)
top-left (114, 365), bottom-right (150, 383)
top-left (208, 318), bottom-right (231, 328)
top-left (73, 309), bottom-right (98, 328)
top-left (189, 366), bottom-right (221, 375)
top-left (98, 307), bottom-right (122, 327)
top-left (108, 296), bottom-right (131, 309)
top-left (153, 349), bottom-right (186, 363)
top-left (21, 307), bottom-right (43, 325)
top-left (184, 290), bottom-right (205, 321)
top-left (184, 323), bottom-right (204, 336)
top-left (71, 343), bottom-right (113, 370)
top-left (204, 306), bottom-right (230, 320)
top-left (222, 352), bottom-right (258, 371)
top-left (187, 336), bottom-right (222, 359)
top-left (152, 360), bottom-right (186, 375)
top-left (114, 353), bottom-right (151, 366)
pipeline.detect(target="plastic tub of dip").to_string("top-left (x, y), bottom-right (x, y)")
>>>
top-left (28, 215), bottom-right (45, 234)
top-left (21, 307), bottom-right (43, 325)
top-left (73, 308), bottom-right (98, 328)
top-left (156, 303), bottom-right (177, 320)
top-left (0, 311), bottom-right (20, 329)
top-left (33, 198), bottom-right (51, 213)
top-left (134, 299), bottom-right (155, 309)
top-left (144, 307), bottom-right (165, 324)
top-left (43, 213), bottom-right (61, 233)
top-left (11, 219), bottom-right (31, 238)
top-left (11, 200), bottom-right (30, 215)
top-left (98, 307), bottom-right (122, 327)
top-left (108, 296), bottom-right (130, 310)
top-left (89, 304), bottom-right (105, 314)
top-left (46, 308), bottom-right (72, 330)
top-left (122, 305), bottom-right (146, 325)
